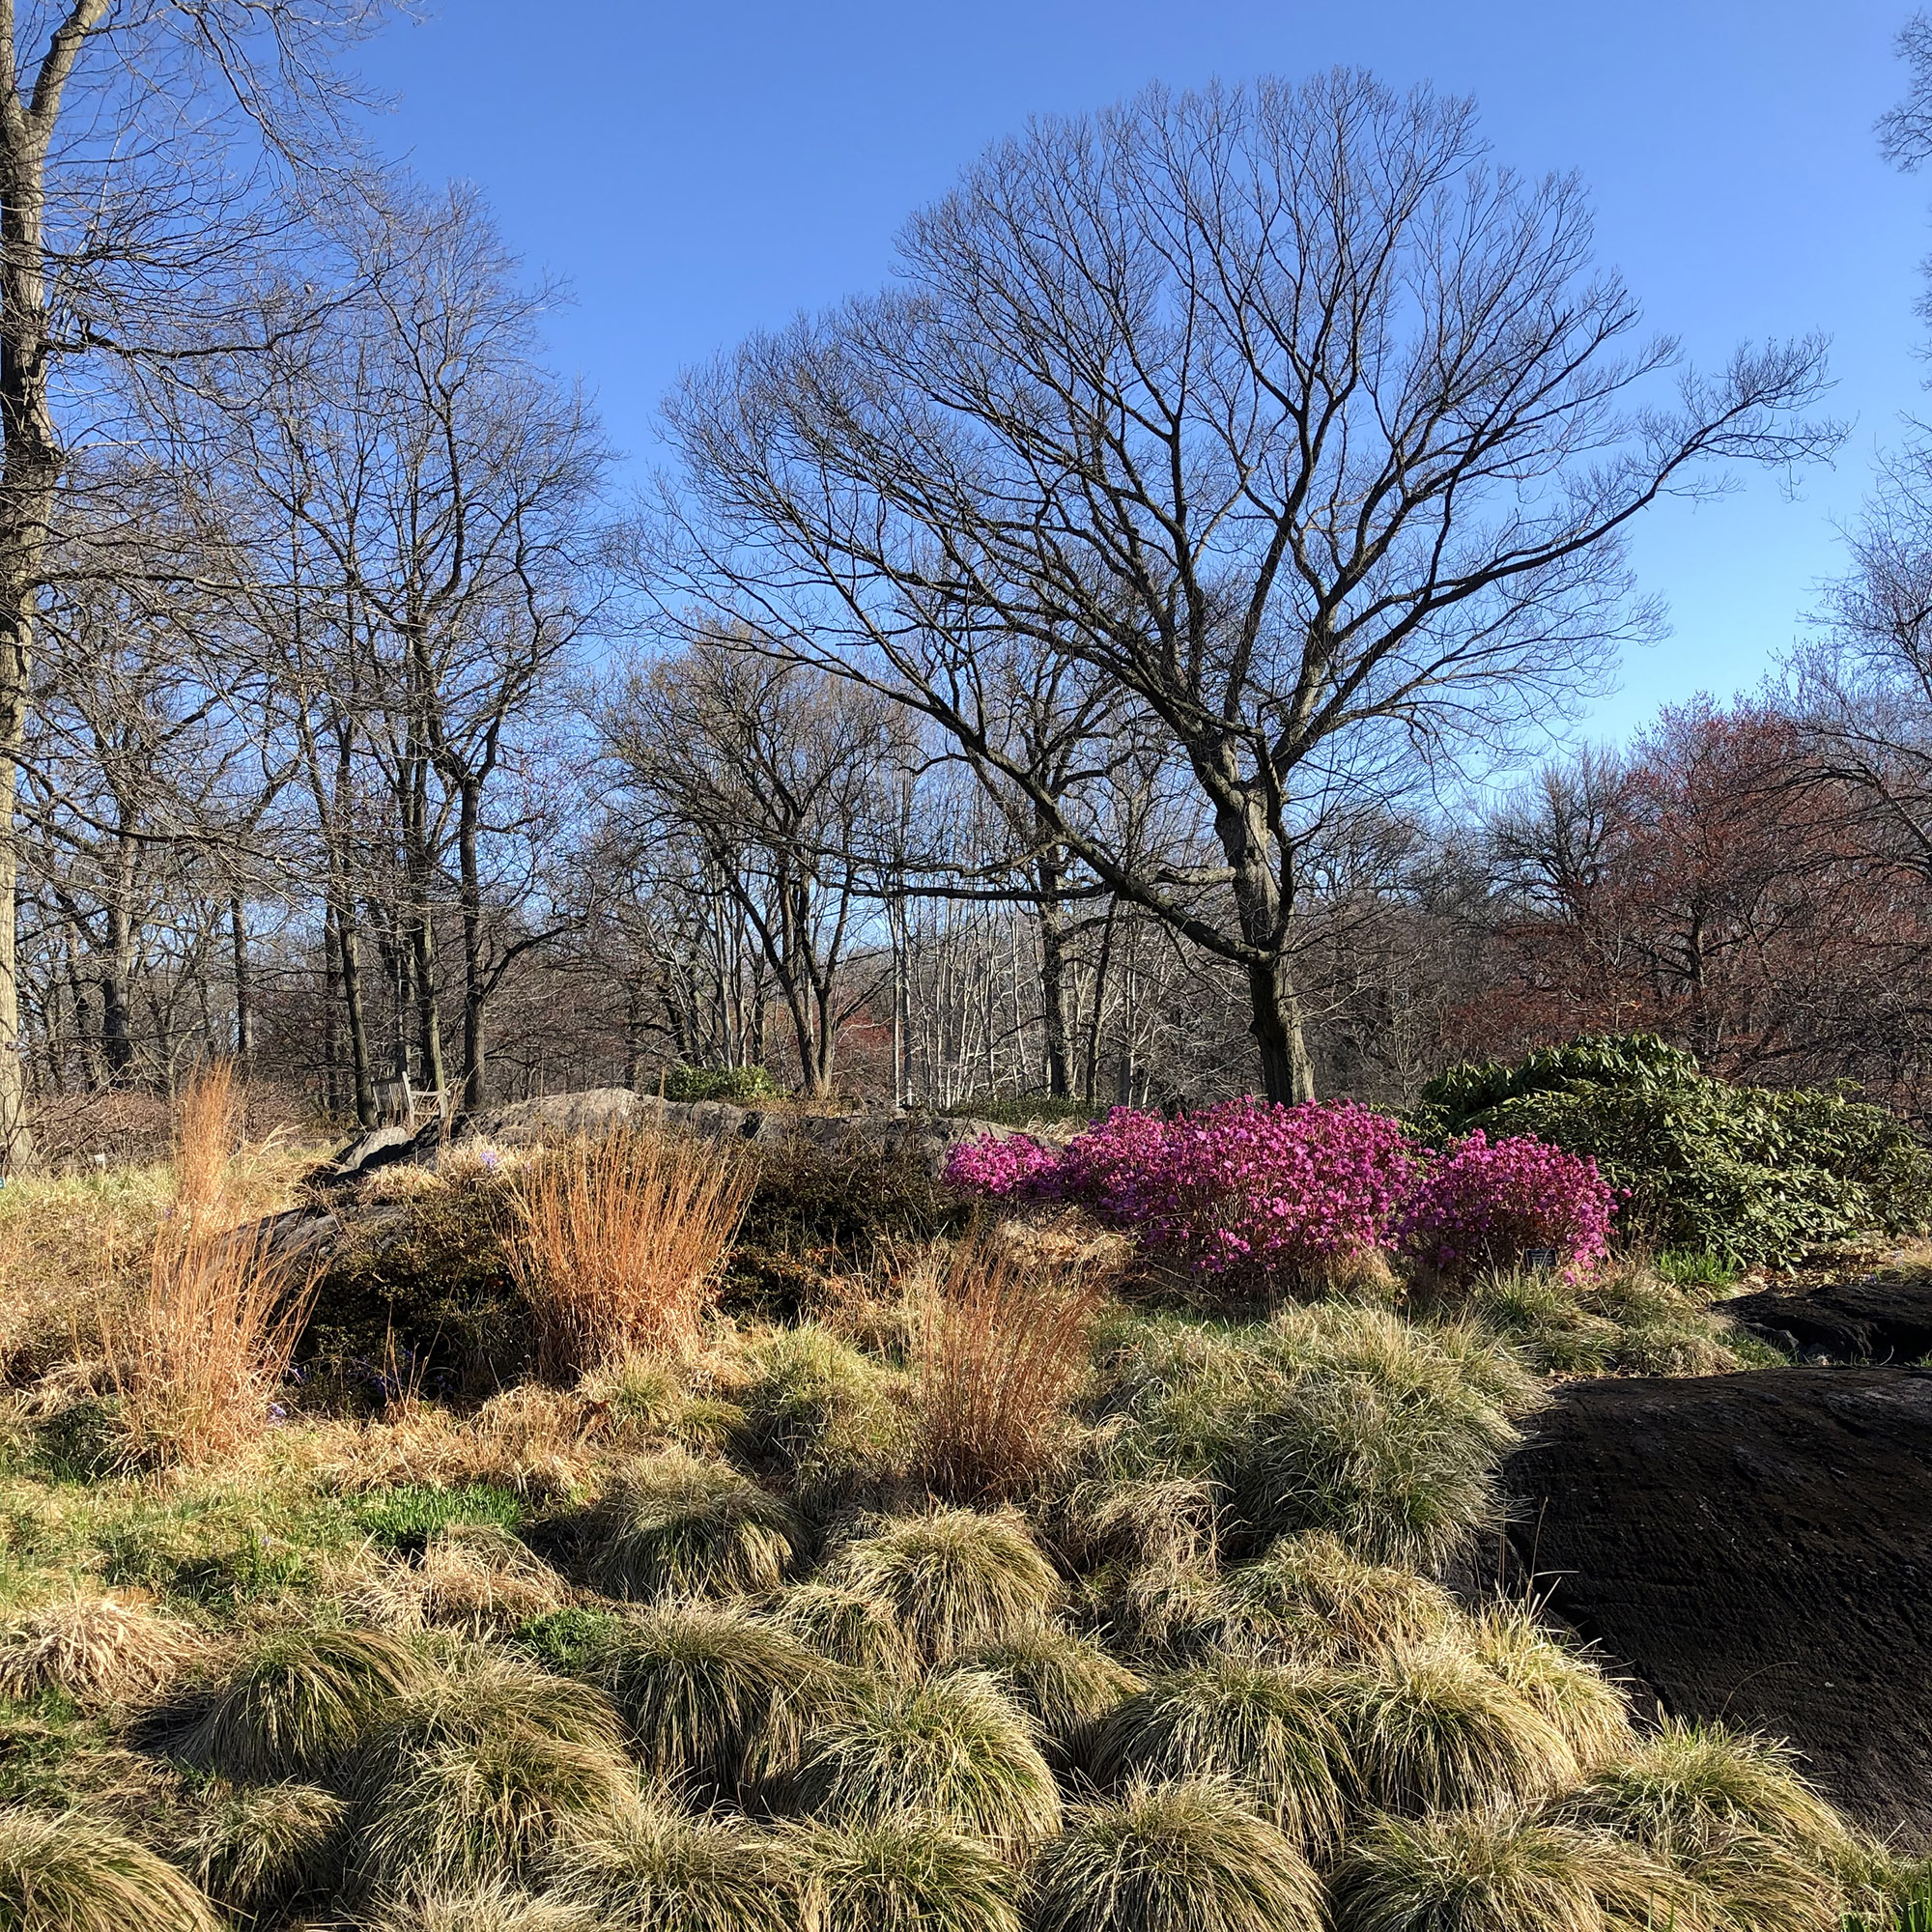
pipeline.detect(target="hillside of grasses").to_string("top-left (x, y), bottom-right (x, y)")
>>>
top-left (0, 1063), bottom-right (1928, 1932)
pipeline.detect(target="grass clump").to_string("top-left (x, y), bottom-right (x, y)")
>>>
top-left (1332, 1804), bottom-right (1685, 1932)
top-left (350, 1644), bottom-right (627, 1774)
top-left (359, 1883), bottom-right (581, 1932)
top-left (962, 1624), bottom-right (1142, 1769)
top-left (1467, 1606), bottom-right (1634, 1772)
top-left (0, 1594), bottom-right (198, 1706)
top-left (786, 1669), bottom-right (1061, 1853)
top-left (0, 1809), bottom-right (223, 1932)
top-left (105, 1066), bottom-right (319, 1469)
top-left (343, 1645), bottom-right (632, 1888)
top-left (587, 1448), bottom-right (797, 1601)
top-left (351, 1723), bottom-right (639, 1896)
top-left (599, 1601), bottom-right (845, 1802)
top-left (1024, 1778), bottom-right (1327, 1932)
top-left (817, 1508), bottom-right (1061, 1662)
top-left (399, 1524), bottom-right (575, 1639)
top-left (764, 1581), bottom-right (923, 1677)
top-left (1088, 1661), bottom-right (1351, 1859)
top-left (354, 1481), bottom-right (526, 1545)
top-left (1664, 1826), bottom-right (1850, 1932)
top-left (789, 1822), bottom-right (1019, 1932)
top-left (512, 1605), bottom-right (625, 1675)
top-left (1187, 1532), bottom-right (1461, 1667)
top-left (547, 1804), bottom-right (803, 1932)
top-left (508, 1128), bottom-right (752, 1378)
top-left (733, 1323), bottom-right (912, 1499)
top-left (1549, 1718), bottom-right (1846, 1853)
top-left (173, 1779), bottom-right (347, 1918)
top-left (914, 1233), bottom-right (1106, 1503)
top-left (1342, 1647), bottom-right (1580, 1816)
top-left (1232, 1307), bottom-right (1533, 1568)
top-left (170, 1624), bottom-right (430, 1781)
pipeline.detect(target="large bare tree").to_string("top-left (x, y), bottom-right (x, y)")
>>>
top-left (654, 71), bottom-right (1834, 1100)
top-left (0, 0), bottom-right (393, 1160)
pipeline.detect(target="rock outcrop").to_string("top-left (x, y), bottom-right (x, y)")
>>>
top-left (1722, 1275), bottom-right (1932, 1365)
top-left (1503, 1367), bottom-right (1932, 1839)
top-left (307, 1088), bottom-right (1007, 1193)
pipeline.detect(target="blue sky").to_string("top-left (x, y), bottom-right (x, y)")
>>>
top-left (360, 1), bottom-right (1928, 741)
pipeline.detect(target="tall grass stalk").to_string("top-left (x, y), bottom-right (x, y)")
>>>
top-left (916, 1232), bottom-right (1106, 1501)
top-left (105, 1065), bottom-right (316, 1466)
top-left (508, 1129), bottom-right (752, 1378)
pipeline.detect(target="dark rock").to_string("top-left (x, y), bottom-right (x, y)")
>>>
top-left (1723, 1276), bottom-right (1932, 1365)
top-left (1503, 1368), bottom-right (1932, 1840)
top-left (264, 1200), bottom-right (410, 1271)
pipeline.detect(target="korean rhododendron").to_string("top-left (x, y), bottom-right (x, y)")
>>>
top-left (1396, 1129), bottom-right (1616, 1281)
top-left (946, 1099), bottom-right (1420, 1282)
top-left (947, 1104), bottom-right (1619, 1288)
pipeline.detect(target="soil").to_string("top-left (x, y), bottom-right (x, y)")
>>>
top-left (1723, 1275), bottom-right (1932, 1365)
top-left (1502, 1368), bottom-right (1932, 1840)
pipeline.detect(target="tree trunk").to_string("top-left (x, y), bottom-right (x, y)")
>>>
top-left (321, 904), bottom-right (342, 1114)
top-left (457, 779), bottom-right (485, 1106)
top-left (330, 895), bottom-right (377, 1126)
top-left (1212, 778), bottom-right (1316, 1104)
top-left (1247, 954), bottom-right (1316, 1105)
top-left (1084, 892), bottom-right (1120, 1105)
top-left (622, 973), bottom-right (643, 1091)
top-left (100, 843), bottom-right (135, 1083)
top-left (229, 895), bottom-right (252, 1068)
top-left (1035, 844), bottom-right (1071, 1098)
top-left (406, 769), bottom-right (446, 1112)
top-left (0, 108), bottom-right (65, 1169)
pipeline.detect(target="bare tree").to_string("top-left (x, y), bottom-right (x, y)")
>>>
top-left (606, 640), bottom-right (914, 1099)
top-left (654, 71), bottom-right (1834, 1101)
top-left (0, 0), bottom-right (395, 1159)
top-left (189, 182), bottom-right (608, 1115)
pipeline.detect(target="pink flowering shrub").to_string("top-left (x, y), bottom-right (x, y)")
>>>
top-left (947, 1098), bottom-right (1420, 1285)
top-left (943, 1130), bottom-right (1062, 1199)
top-left (1397, 1129), bottom-right (1616, 1282)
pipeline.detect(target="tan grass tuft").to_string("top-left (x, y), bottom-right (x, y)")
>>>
top-left (338, 1526), bottom-right (575, 1640)
top-left (508, 1129), bottom-right (753, 1379)
top-left (102, 1065), bottom-right (317, 1467)
top-left (0, 1592), bottom-right (199, 1705)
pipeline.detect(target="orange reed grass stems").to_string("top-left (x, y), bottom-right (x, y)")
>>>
top-left (507, 1129), bottom-right (753, 1380)
top-left (106, 1065), bottom-right (316, 1466)
top-left (916, 1229), bottom-right (1107, 1502)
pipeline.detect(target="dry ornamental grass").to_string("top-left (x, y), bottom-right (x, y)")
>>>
top-left (915, 1231), bottom-right (1107, 1502)
top-left (102, 1065), bottom-right (319, 1467)
top-left (508, 1129), bottom-right (753, 1378)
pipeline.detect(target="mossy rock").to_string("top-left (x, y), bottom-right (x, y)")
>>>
top-left (298, 1173), bottom-right (529, 1401)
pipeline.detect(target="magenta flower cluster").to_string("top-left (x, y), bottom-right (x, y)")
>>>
top-left (1394, 1128), bottom-right (1615, 1281)
top-left (945, 1102), bottom-right (1617, 1284)
top-left (946, 1098), bottom-right (1419, 1279)
top-left (942, 1129), bottom-right (1063, 1199)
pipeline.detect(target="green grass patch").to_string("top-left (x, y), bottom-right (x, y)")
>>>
top-left (1655, 1249), bottom-right (1740, 1288)
top-left (512, 1606), bottom-right (625, 1676)
top-left (352, 1481), bottom-right (526, 1546)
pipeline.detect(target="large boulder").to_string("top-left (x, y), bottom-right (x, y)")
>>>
top-left (304, 1086), bottom-right (1012, 1197)
top-left (1503, 1368), bottom-right (1932, 1839)
top-left (1723, 1275), bottom-right (1932, 1365)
